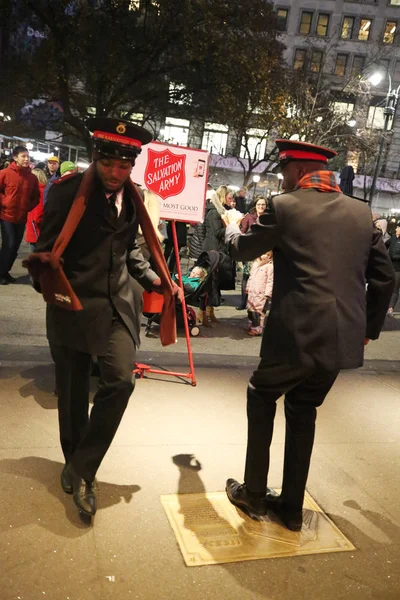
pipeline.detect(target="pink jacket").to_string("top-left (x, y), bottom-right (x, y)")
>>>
top-left (247, 259), bottom-right (274, 313)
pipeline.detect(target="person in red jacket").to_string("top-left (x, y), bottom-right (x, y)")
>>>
top-left (0, 145), bottom-right (40, 284)
top-left (26, 168), bottom-right (48, 251)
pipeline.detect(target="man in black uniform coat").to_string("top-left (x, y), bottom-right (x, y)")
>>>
top-left (35, 118), bottom-right (180, 517)
top-left (224, 140), bottom-right (395, 531)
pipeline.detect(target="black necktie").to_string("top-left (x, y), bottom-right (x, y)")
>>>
top-left (109, 193), bottom-right (118, 221)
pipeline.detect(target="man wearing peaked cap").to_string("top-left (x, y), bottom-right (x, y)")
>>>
top-left (223, 138), bottom-right (394, 531)
top-left (88, 117), bottom-right (153, 161)
top-left (34, 117), bottom-right (181, 518)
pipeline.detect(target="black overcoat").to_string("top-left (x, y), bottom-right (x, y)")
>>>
top-left (35, 173), bottom-right (158, 355)
top-left (226, 188), bottom-right (395, 371)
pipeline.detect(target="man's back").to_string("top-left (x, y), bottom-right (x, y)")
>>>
top-left (258, 188), bottom-right (391, 370)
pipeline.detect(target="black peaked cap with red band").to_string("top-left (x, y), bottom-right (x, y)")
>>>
top-left (87, 117), bottom-right (153, 161)
top-left (274, 139), bottom-right (337, 171)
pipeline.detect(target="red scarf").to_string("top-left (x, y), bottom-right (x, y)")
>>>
top-left (298, 171), bottom-right (341, 193)
top-left (23, 163), bottom-right (176, 347)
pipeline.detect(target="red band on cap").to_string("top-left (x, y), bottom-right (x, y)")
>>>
top-left (93, 131), bottom-right (142, 148)
top-left (280, 150), bottom-right (328, 162)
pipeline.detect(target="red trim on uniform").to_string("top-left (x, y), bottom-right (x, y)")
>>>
top-left (93, 131), bottom-right (142, 148)
top-left (279, 150), bottom-right (329, 162)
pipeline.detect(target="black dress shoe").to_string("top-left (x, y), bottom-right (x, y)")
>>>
top-left (60, 463), bottom-right (73, 494)
top-left (235, 305), bottom-right (246, 311)
top-left (69, 464), bottom-right (97, 516)
top-left (0, 277), bottom-right (9, 285)
top-left (266, 491), bottom-right (303, 532)
top-left (225, 478), bottom-right (267, 520)
top-left (5, 273), bottom-right (17, 283)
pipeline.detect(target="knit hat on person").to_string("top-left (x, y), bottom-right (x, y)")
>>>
top-left (60, 161), bottom-right (78, 176)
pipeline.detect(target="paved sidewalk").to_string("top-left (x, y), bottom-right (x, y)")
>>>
top-left (0, 249), bottom-right (399, 600)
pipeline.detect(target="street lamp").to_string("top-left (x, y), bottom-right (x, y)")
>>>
top-left (253, 174), bottom-right (260, 199)
top-left (368, 72), bottom-right (399, 204)
top-left (26, 142), bottom-right (34, 151)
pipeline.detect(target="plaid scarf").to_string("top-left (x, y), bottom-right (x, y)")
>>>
top-left (297, 171), bottom-right (341, 193)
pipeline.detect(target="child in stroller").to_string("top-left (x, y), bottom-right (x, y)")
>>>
top-left (142, 251), bottom-right (220, 337)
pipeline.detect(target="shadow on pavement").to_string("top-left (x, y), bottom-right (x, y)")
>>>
top-left (171, 454), bottom-right (400, 599)
top-left (18, 364), bottom-right (57, 409)
top-left (0, 456), bottom-right (141, 535)
top-left (17, 364), bottom-right (98, 410)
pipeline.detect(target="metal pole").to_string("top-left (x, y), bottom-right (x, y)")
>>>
top-left (369, 87), bottom-right (398, 205)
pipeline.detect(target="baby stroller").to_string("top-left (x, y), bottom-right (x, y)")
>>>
top-left (142, 250), bottom-right (220, 338)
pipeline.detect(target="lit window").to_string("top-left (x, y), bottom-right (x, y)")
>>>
top-left (277, 9), bottom-right (289, 31)
top-left (335, 54), bottom-right (348, 76)
top-left (129, 0), bottom-right (140, 9)
top-left (87, 106), bottom-right (96, 115)
top-left (299, 11), bottom-right (313, 35)
top-left (163, 117), bottom-right (190, 146)
top-left (310, 50), bottom-right (323, 73)
top-left (341, 17), bottom-right (355, 40)
top-left (293, 49), bottom-right (306, 71)
top-left (367, 106), bottom-right (385, 130)
top-left (169, 83), bottom-right (192, 106)
top-left (240, 129), bottom-right (267, 161)
top-left (358, 19), bottom-right (372, 42)
top-left (333, 102), bottom-right (354, 118)
top-left (201, 123), bottom-right (228, 155)
top-left (352, 56), bottom-right (365, 76)
top-left (389, 0), bottom-right (400, 4)
top-left (378, 60), bottom-right (391, 84)
top-left (120, 112), bottom-right (144, 124)
top-left (317, 14), bottom-right (330, 37)
top-left (384, 21), bottom-right (397, 44)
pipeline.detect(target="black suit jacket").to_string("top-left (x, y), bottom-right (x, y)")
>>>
top-left (226, 188), bottom-right (395, 371)
top-left (35, 173), bottom-right (158, 355)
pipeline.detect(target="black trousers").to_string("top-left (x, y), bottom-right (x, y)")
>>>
top-left (244, 360), bottom-right (339, 511)
top-left (0, 220), bottom-right (26, 277)
top-left (50, 314), bottom-right (136, 482)
top-left (389, 270), bottom-right (400, 310)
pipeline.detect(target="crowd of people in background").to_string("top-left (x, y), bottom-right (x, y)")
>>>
top-left (374, 214), bottom-right (400, 315)
top-left (0, 145), bottom-right (78, 284)
top-left (2, 144), bottom-right (400, 333)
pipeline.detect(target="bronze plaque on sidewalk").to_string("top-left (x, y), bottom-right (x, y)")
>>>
top-left (161, 490), bottom-right (355, 566)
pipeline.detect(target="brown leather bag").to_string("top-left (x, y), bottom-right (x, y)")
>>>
top-left (23, 164), bottom-right (177, 345)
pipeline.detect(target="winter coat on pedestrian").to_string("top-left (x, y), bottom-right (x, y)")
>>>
top-left (43, 173), bottom-right (59, 205)
top-left (26, 182), bottom-right (46, 243)
top-left (0, 162), bottom-right (40, 223)
top-left (202, 193), bottom-right (227, 253)
top-left (247, 257), bottom-right (274, 314)
top-left (240, 211), bottom-right (258, 234)
top-left (202, 192), bottom-right (236, 290)
top-left (386, 234), bottom-right (400, 271)
top-left (189, 221), bottom-right (206, 259)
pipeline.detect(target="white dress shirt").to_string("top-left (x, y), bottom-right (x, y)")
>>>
top-left (106, 189), bottom-right (123, 217)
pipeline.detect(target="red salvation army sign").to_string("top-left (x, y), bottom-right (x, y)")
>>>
top-left (145, 148), bottom-right (186, 200)
top-left (131, 141), bottom-right (209, 223)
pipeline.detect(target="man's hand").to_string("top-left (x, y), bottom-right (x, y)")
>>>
top-left (364, 338), bottom-right (370, 345)
top-left (222, 211), bottom-right (243, 227)
top-left (171, 280), bottom-right (184, 302)
top-left (152, 277), bottom-right (184, 302)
